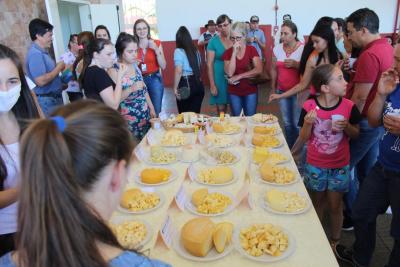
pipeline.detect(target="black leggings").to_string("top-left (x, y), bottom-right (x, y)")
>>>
top-left (0, 233), bottom-right (15, 257)
top-left (176, 76), bottom-right (204, 113)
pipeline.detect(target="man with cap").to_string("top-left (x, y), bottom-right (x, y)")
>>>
top-left (246, 15), bottom-right (266, 59)
top-left (198, 20), bottom-right (218, 48)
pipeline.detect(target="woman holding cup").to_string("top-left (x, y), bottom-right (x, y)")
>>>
top-left (270, 20), bottom-right (304, 148)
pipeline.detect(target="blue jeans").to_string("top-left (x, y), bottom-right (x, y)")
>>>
top-left (229, 93), bottom-right (257, 116)
top-left (344, 118), bottom-right (383, 217)
top-left (36, 93), bottom-right (63, 117)
top-left (277, 90), bottom-right (301, 148)
top-left (143, 72), bottom-right (164, 117)
top-left (352, 163), bottom-right (400, 266)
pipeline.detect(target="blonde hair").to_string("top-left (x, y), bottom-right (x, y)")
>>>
top-left (231, 22), bottom-right (247, 37)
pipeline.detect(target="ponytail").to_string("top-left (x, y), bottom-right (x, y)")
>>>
top-left (17, 100), bottom-right (134, 267)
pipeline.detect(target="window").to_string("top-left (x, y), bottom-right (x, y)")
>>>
top-left (122, 0), bottom-right (158, 38)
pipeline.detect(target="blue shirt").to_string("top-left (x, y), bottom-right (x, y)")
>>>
top-left (173, 48), bottom-right (195, 76)
top-left (0, 251), bottom-right (171, 267)
top-left (25, 42), bottom-right (62, 95)
top-left (378, 84), bottom-right (400, 172)
top-left (246, 28), bottom-right (266, 59)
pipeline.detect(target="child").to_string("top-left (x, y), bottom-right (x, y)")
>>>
top-left (0, 101), bottom-right (170, 267)
top-left (298, 64), bottom-right (361, 256)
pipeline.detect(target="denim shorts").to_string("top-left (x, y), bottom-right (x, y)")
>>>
top-left (304, 163), bottom-right (350, 192)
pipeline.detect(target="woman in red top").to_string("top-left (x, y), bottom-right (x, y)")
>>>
top-left (133, 19), bottom-right (166, 117)
top-left (222, 22), bottom-right (262, 116)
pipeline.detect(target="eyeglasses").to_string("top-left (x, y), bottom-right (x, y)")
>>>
top-left (217, 23), bottom-right (230, 28)
top-left (230, 36), bottom-right (243, 42)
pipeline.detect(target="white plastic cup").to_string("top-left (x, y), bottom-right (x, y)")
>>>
top-left (387, 112), bottom-right (400, 118)
top-left (331, 114), bottom-right (345, 131)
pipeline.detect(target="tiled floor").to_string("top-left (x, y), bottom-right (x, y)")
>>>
top-left (160, 84), bottom-right (393, 267)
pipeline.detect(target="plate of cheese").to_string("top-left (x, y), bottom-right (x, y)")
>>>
top-left (248, 134), bottom-right (283, 148)
top-left (143, 146), bottom-right (179, 165)
top-left (261, 189), bottom-right (311, 215)
top-left (185, 188), bottom-right (236, 216)
top-left (118, 188), bottom-right (165, 214)
top-left (109, 217), bottom-right (152, 250)
top-left (174, 218), bottom-right (234, 262)
top-left (256, 162), bottom-right (298, 185)
top-left (252, 147), bottom-right (291, 165)
top-left (192, 166), bottom-right (238, 186)
top-left (249, 113), bottom-right (279, 124)
top-left (135, 167), bottom-right (177, 186)
top-left (234, 222), bottom-right (295, 262)
top-left (212, 121), bottom-right (242, 135)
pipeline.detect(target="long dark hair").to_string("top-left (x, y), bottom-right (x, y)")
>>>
top-left (16, 100), bottom-right (134, 267)
top-left (299, 17), bottom-right (341, 75)
top-left (0, 44), bottom-right (40, 190)
top-left (94, 25), bottom-right (111, 41)
top-left (115, 32), bottom-right (138, 58)
top-left (79, 38), bottom-right (112, 88)
top-left (72, 31), bottom-right (95, 80)
top-left (175, 26), bottom-right (201, 81)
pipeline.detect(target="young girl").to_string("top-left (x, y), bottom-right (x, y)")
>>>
top-left (109, 32), bottom-right (155, 140)
top-left (0, 100), bottom-right (170, 267)
top-left (0, 44), bottom-right (40, 257)
top-left (298, 64), bottom-right (361, 255)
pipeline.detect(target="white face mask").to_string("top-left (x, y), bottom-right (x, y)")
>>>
top-left (0, 83), bottom-right (21, 113)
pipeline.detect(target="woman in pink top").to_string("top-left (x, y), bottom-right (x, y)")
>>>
top-left (269, 19), bottom-right (343, 106)
top-left (270, 21), bottom-right (304, 148)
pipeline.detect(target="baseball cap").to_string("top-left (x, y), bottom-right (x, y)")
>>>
top-left (250, 15), bottom-right (259, 22)
top-left (206, 20), bottom-right (216, 27)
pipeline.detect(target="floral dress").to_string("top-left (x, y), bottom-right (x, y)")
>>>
top-left (119, 64), bottom-right (151, 140)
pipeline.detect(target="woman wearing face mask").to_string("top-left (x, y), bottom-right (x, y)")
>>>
top-left (270, 20), bottom-right (304, 148)
top-left (207, 14), bottom-right (233, 115)
top-left (109, 32), bottom-right (155, 141)
top-left (133, 19), bottom-right (166, 117)
top-left (0, 44), bottom-right (40, 257)
top-left (0, 100), bottom-right (171, 267)
top-left (80, 38), bottom-right (128, 110)
top-left (222, 22), bottom-right (262, 116)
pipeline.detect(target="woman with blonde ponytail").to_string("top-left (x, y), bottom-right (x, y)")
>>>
top-left (0, 100), bottom-right (170, 267)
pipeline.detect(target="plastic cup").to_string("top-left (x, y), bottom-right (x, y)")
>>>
top-left (331, 114), bottom-right (345, 131)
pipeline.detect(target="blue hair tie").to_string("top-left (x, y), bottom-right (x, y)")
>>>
top-left (50, 116), bottom-right (66, 133)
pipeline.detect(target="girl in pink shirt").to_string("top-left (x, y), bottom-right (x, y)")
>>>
top-left (298, 64), bottom-right (361, 255)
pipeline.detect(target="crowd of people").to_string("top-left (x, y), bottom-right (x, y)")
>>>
top-left (0, 6), bottom-right (399, 267)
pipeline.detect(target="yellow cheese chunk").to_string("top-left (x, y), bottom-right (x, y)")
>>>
top-left (181, 218), bottom-right (215, 257)
top-left (192, 188), bottom-right (209, 207)
top-left (213, 226), bottom-right (227, 253)
top-left (140, 168), bottom-right (171, 184)
top-left (215, 222), bottom-right (234, 243)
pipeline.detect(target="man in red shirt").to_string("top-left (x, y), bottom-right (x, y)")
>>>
top-left (336, 8), bottom-right (394, 263)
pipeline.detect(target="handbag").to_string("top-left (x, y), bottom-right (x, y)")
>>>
top-left (247, 58), bottom-right (270, 85)
top-left (177, 76), bottom-right (191, 100)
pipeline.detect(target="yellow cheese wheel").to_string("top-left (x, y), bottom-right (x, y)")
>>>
top-left (212, 123), bottom-right (224, 133)
top-left (252, 147), bottom-right (269, 164)
top-left (140, 168), bottom-right (171, 184)
top-left (120, 188), bottom-right (141, 209)
top-left (181, 217), bottom-right (215, 257)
